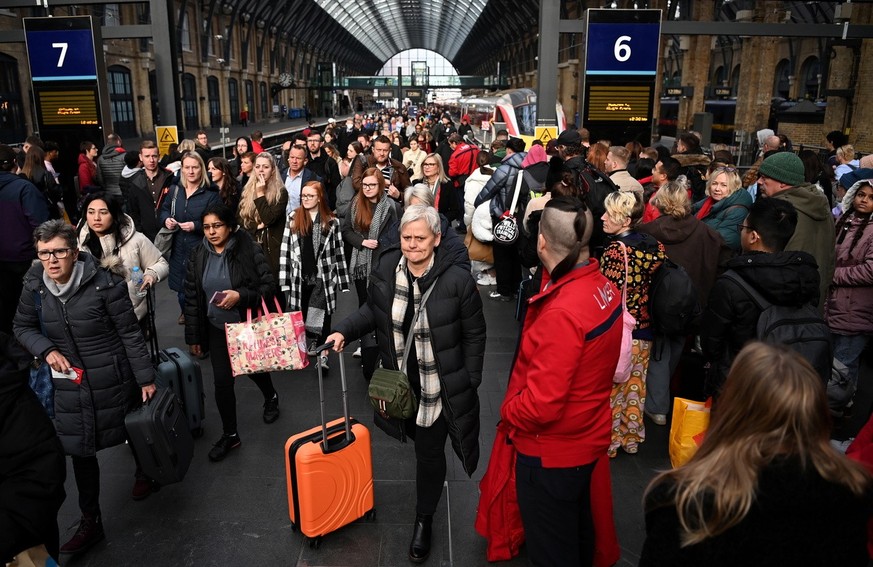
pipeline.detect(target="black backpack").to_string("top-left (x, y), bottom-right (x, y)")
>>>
top-left (568, 160), bottom-right (618, 255)
top-left (648, 258), bottom-right (702, 337)
top-left (722, 270), bottom-right (832, 384)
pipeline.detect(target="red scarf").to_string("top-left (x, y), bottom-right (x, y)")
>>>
top-left (695, 196), bottom-right (715, 220)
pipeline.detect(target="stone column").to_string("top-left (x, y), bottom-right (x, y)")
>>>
top-left (734, 3), bottom-right (782, 135)
top-left (827, 3), bottom-right (873, 151)
top-left (677, 1), bottom-right (713, 132)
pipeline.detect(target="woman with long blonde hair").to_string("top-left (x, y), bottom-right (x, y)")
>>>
top-left (640, 342), bottom-right (872, 566)
top-left (279, 181), bottom-right (349, 370)
top-left (238, 152), bottom-right (288, 283)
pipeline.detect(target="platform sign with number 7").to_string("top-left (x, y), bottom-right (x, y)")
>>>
top-left (24, 16), bottom-right (100, 82)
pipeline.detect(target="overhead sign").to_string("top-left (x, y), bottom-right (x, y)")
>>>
top-left (582, 9), bottom-right (662, 144)
top-left (378, 89), bottom-right (395, 99)
top-left (535, 126), bottom-right (557, 144)
top-left (24, 17), bottom-right (99, 81)
top-left (405, 89), bottom-right (424, 102)
top-left (156, 125), bottom-right (179, 158)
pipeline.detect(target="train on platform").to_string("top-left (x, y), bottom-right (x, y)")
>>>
top-left (453, 88), bottom-right (567, 146)
top-left (657, 97), bottom-right (826, 145)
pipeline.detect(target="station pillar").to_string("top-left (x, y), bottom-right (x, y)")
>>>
top-left (677, 1), bottom-right (713, 133)
top-left (734, 2), bottom-right (782, 135)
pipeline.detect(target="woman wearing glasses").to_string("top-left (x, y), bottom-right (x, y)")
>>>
top-left (413, 154), bottom-right (459, 226)
top-left (237, 152), bottom-right (289, 286)
top-left (184, 203), bottom-right (280, 462)
top-left (158, 151), bottom-right (220, 324)
top-left (691, 165), bottom-right (752, 252)
top-left (403, 137), bottom-right (427, 181)
top-left (14, 220), bottom-right (156, 556)
top-left (279, 181), bottom-right (350, 371)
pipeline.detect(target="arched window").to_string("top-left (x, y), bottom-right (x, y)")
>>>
top-left (773, 59), bottom-right (790, 99)
top-left (259, 82), bottom-right (268, 119)
top-left (0, 53), bottom-right (26, 143)
top-left (207, 76), bottom-right (221, 127)
top-left (228, 78), bottom-right (240, 125)
top-left (801, 56), bottom-right (821, 100)
top-left (181, 73), bottom-right (198, 130)
top-left (148, 70), bottom-right (160, 125)
top-left (712, 66), bottom-right (725, 86)
top-left (244, 80), bottom-right (255, 122)
top-left (730, 65), bottom-right (740, 97)
top-left (107, 65), bottom-right (137, 138)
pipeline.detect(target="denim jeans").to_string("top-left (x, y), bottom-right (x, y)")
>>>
top-left (832, 333), bottom-right (869, 390)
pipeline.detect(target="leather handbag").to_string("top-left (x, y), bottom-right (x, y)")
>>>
top-left (153, 186), bottom-right (179, 257)
top-left (492, 170), bottom-right (525, 246)
top-left (368, 280), bottom-right (438, 420)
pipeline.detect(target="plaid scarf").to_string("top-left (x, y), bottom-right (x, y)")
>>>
top-left (349, 196), bottom-right (392, 281)
top-left (392, 256), bottom-right (441, 427)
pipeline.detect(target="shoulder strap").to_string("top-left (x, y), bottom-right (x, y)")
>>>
top-left (400, 276), bottom-right (439, 372)
top-left (616, 241), bottom-right (631, 306)
top-left (33, 291), bottom-right (48, 337)
top-left (722, 269), bottom-right (770, 311)
top-left (507, 168), bottom-right (524, 215)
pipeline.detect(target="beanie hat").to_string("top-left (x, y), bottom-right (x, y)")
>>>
top-left (758, 152), bottom-right (805, 187)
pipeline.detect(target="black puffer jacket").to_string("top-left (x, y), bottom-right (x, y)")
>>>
top-left (333, 246), bottom-right (486, 476)
top-left (184, 229), bottom-right (276, 351)
top-left (14, 253), bottom-right (154, 457)
top-left (702, 250), bottom-right (820, 393)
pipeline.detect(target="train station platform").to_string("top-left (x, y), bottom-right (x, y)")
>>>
top-left (53, 282), bottom-right (871, 566)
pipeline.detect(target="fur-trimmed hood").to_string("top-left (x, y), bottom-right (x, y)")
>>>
top-left (672, 152), bottom-right (711, 168)
top-left (99, 252), bottom-right (129, 278)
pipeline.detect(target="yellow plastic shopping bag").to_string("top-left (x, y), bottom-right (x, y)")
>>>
top-left (669, 397), bottom-right (711, 468)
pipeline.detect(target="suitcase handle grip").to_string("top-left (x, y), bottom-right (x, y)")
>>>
top-left (314, 340), bottom-right (335, 354)
top-left (320, 428), bottom-right (357, 454)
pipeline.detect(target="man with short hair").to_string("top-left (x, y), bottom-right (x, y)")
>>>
top-left (351, 135), bottom-right (410, 202)
top-left (702, 197), bottom-right (820, 395)
top-left (95, 133), bottom-right (126, 197)
top-left (124, 141), bottom-right (169, 240)
top-left (283, 145), bottom-right (320, 215)
top-left (250, 131), bottom-right (264, 154)
top-left (306, 131), bottom-right (340, 209)
top-left (757, 151), bottom-right (834, 309)
top-left (0, 144), bottom-right (50, 333)
top-left (642, 157), bottom-right (681, 223)
top-left (605, 146), bottom-right (644, 196)
top-left (500, 197), bottom-right (621, 567)
top-left (194, 130), bottom-right (211, 163)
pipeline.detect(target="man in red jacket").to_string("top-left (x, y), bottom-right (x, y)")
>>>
top-left (501, 197), bottom-right (622, 566)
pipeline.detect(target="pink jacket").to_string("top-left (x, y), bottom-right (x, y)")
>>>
top-left (826, 211), bottom-right (873, 334)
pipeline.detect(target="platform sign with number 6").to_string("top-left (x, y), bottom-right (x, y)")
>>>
top-left (582, 9), bottom-right (662, 145)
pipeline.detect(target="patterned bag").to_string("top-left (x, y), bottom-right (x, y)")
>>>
top-left (225, 297), bottom-right (308, 377)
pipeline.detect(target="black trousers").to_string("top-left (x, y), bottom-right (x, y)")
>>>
top-left (353, 277), bottom-right (379, 381)
top-left (414, 414), bottom-right (449, 516)
top-left (69, 439), bottom-right (143, 519)
top-left (516, 457), bottom-right (597, 567)
top-left (206, 323), bottom-right (276, 436)
top-left (491, 225), bottom-right (521, 297)
top-left (0, 260), bottom-right (30, 334)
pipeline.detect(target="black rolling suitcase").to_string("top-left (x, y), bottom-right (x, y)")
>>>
top-left (125, 387), bottom-right (194, 485)
top-left (147, 291), bottom-right (206, 437)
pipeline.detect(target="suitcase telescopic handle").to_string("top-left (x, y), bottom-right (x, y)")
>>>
top-left (313, 341), bottom-right (353, 449)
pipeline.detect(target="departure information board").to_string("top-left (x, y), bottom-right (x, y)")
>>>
top-left (37, 89), bottom-right (100, 126)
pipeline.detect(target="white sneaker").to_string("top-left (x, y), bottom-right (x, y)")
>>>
top-left (477, 273), bottom-right (497, 286)
top-left (353, 347), bottom-right (362, 358)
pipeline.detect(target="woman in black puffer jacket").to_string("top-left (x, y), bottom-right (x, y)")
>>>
top-left (184, 203), bottom-right (280, 463)
top-left (14, 220), bottom-right (155, 556)
top-left (327, 205), bottom-right (486, 564)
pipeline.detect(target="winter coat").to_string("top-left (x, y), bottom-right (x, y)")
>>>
top-left (0, 334), bottom-right (65, 560)
top-left (639, 214), bottom-right (731, 309)
top-left (474, 151), bottom-right (526, 219)
top-left (77, 215), bottom-right (169, 320)
top-left (95, 145), bottom-right (126, 197)
top-left (14, 253), bottom-right (155, 457)
top-left (333, 246), bottom-right (486, 476)
top-left (77, 153), bottom-right (98, 192)
top-left (702, 250), bottom-right (820, 393)
top-left (341, 198), bottom-right (401, 274)
top-left (463, 169), bottom-right (493, 227)
top-left (826, 210), bottom-right (873, 335)
top-left (183, 229), bottom-right (276, 351)
top-left (350, 155), bottom-right (412, 194)
top-left (691, 189), bottom-right (752, 252)
top-left (412, 177), bottom-right (460, 223)
top-left (157, 183), bottom-right (221, 292)
top-left (124, 168), bottom-right (170, 242)
top-left (239, 189), bottom-right (290, 282)
top-left (609, 169), bottom-right (644, 196)
top-left (772, 183), bottom-right (835, 310)
top-left (0, 172), bottom-right (49, 262)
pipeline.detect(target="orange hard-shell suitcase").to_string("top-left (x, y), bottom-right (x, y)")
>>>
top-left (284, 344), bottom-right (375, 547)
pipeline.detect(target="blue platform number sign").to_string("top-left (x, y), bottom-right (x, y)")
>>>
top-left (585, 11), bottom-right (661, 76)
top-left (24, 17), bottom-right (98, 82)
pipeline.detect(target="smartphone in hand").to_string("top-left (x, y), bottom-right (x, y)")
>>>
top-left (210, 291), bottom-right (228, 305)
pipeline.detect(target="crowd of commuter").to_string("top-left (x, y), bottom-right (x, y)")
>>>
top-left (2, 105), bottom-right (873, 567)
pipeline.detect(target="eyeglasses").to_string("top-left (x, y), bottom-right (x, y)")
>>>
top-left (203, 222), bottom-right (226, 231)
top-left (422, 162), bottom-right (437, 167)
top-left (713, 166), bottom-right (738, 174)
top-left (362, 183), bottom-right (379, 189)
top-left (37, 248), bottom-right (72, 260)
top-left (301, 194), bottom-right (318, 200)
top-left (736, 224), bottom-right (754, 232)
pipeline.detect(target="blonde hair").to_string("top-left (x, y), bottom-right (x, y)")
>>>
top-left (646, 342), bottom-right (870, 547)
top-left (177, 139), bottom-right (196, 153)
top-left (423, 153), bottom-right (449, 183)
top-left (603, 190), bottom-right (642, 226)
top-left (707, 167), bottom-right (742, 197)
top-left (837, 144), bottom-right (856, 163)
top-left (652, 180), bottom-right (691, 219)
top-left (180, 151), bottom-right (208, 189)
top-left (238, 152), bottom-right (284, 227)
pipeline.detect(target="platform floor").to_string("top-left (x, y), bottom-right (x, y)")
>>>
top-left (54, 280), bottom-right (870, 567)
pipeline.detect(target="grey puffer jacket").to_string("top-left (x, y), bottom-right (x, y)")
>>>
top-left (13, 252), bottom-right (154, 457)
top-left (95, 145), bottom-right (126, 197)
top-left (333, 245), bottom-right (486, 476)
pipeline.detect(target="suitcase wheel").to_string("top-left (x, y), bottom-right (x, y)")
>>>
top-left (192, 427), bottom-right (204, 439)
top-left (365, 509), bottom-right (376, 522)
top-left (308, 536), bottom-right (322, 549)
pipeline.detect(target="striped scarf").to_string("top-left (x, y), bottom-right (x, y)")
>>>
top-left (349, 196), bottom-right (392, 281)
top-left (392, 257), bottom-right (441, 427)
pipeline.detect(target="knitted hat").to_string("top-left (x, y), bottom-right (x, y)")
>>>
top-left (758, 152), bottom-right (805, 187)
top-left (556, 128), bottom-right (582, 146)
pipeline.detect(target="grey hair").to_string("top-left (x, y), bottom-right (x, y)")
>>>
top-left (33, 219), bottom-right (78, 249)
top-left (404, 183), bottom-right (435, 207)
top-left (400, 204), bottom-right (441, 236)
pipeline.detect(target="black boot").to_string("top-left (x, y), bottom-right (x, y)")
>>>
top-left (408, 513), bottom-right (433, 563)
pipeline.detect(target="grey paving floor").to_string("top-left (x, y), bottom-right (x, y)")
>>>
top-left (60, 279), bottom-right (868, 567)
